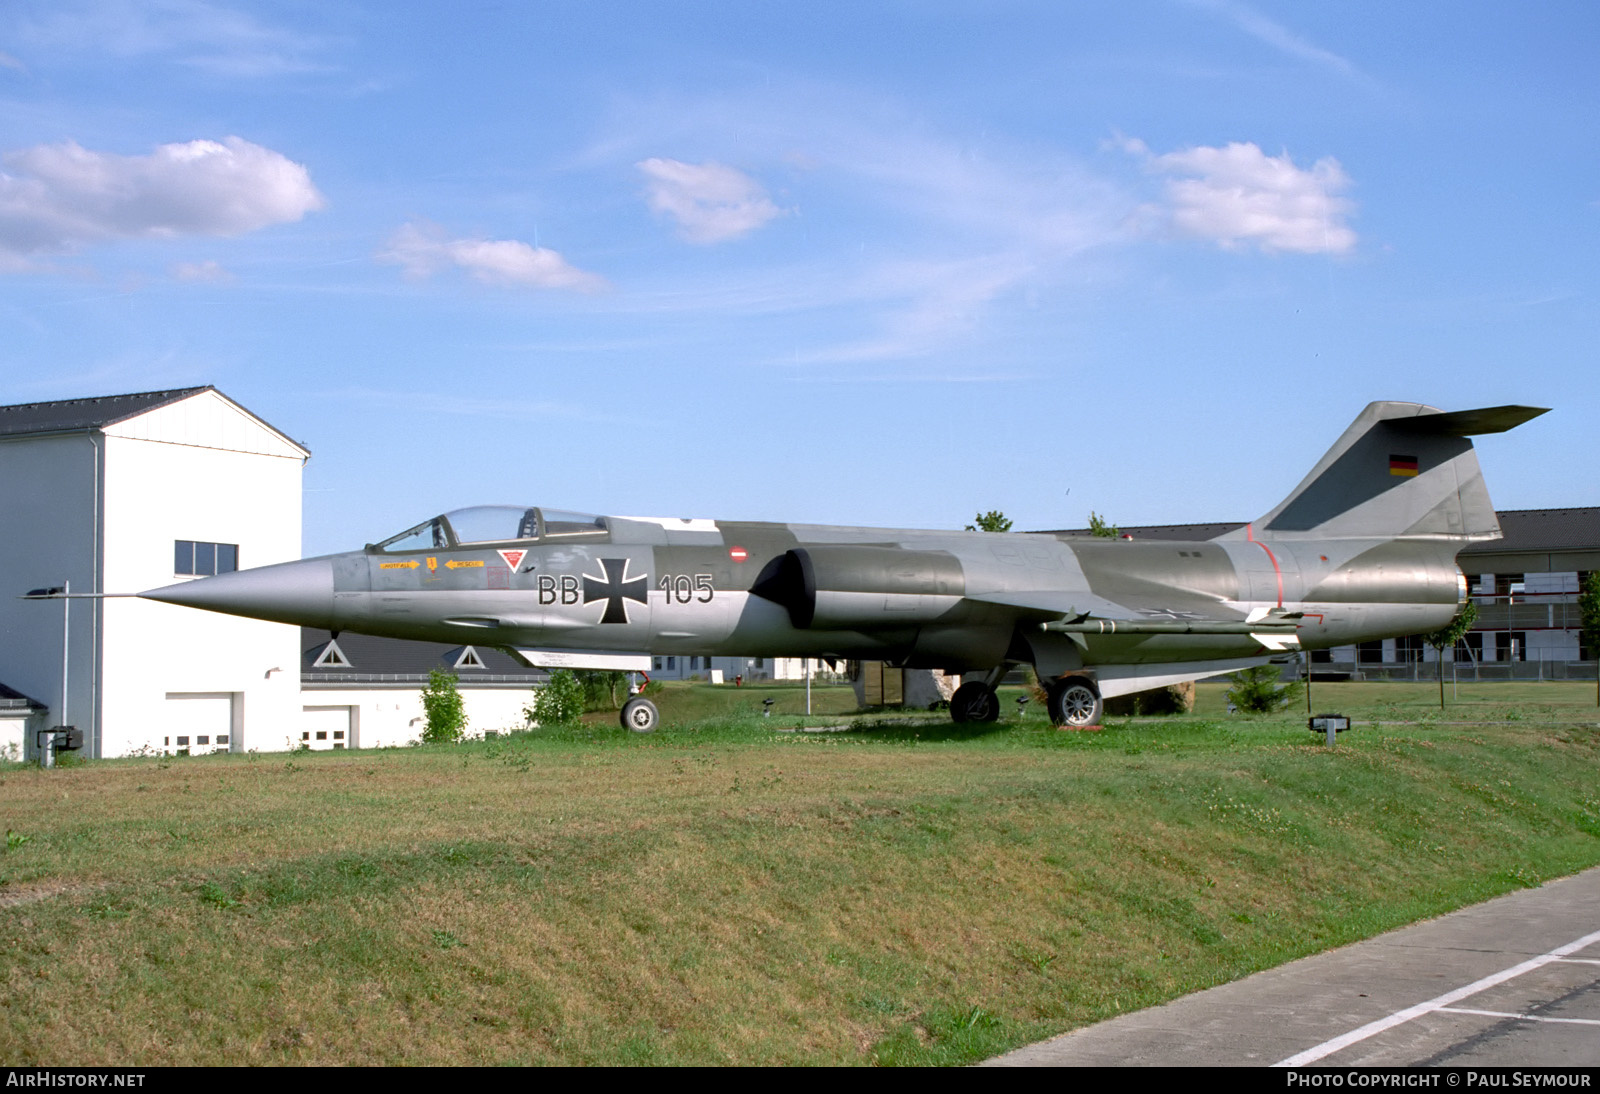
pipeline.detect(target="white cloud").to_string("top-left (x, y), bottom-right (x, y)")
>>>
top-left (379, 221), bottom-right (607, 293)
top-left (637, 158), bottom-right (785, 244)
top-left (0, 136), bottom-right (324, 264)
top-left (170, 259), bottom-right (234, 283)
top-left (1183, 0), bottom-right (1365, 82)
top-left (14, 0), bottom-right (326, 77)
top-left (1141, 141), bottom-right (1356, 255)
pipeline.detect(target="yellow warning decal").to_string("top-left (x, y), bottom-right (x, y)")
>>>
top-left (380, 560), bottom-right (420, 570)
top-left (445, 559), bottom-right (484, 570)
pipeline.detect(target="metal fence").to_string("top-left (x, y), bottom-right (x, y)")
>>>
top-left (1305, 659), bottom-right (1599, 683)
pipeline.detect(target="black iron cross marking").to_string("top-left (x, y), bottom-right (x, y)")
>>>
top-left (582, 557), bottom-right (648, 624)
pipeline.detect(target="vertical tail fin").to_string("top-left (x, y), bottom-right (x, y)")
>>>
top-left (1245, 402), bottom-right (1547, 541)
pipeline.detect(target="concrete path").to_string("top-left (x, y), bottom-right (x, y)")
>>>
top-left (986, 866), bottom-right (1600, 1067)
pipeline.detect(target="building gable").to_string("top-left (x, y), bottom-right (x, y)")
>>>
top-left (100, 389), bottom-right (309, 460)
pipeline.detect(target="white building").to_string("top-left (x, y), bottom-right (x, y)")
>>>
top-left (299, 628), bottom-right (546, 749)
top-left (0, 387), bottom-right (308, 758)
top-left (647, 654), bottom-right (838, 683)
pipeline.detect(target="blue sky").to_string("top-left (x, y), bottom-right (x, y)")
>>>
top-left (2, 1), bottom-right (1594, 556)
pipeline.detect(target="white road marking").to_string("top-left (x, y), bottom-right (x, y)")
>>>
top-left (1274, 927), bottom-right (1600, 1066)
top-left (1436, 1007), bottom-right (1600, 1026)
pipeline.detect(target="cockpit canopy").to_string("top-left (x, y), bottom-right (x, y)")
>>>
top-left (374, 506), bottom-right (606, 552)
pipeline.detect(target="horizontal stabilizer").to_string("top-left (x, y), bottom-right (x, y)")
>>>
top-left (1395, 405), bottom-right (1548, 437)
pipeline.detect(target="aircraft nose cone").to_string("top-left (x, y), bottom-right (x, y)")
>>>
top-left (140, 556), bottom-right (336, 629)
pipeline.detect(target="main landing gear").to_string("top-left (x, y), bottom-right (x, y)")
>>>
top-left (948, 671), bottom-right (1104, 728)
top-left (950, 663), bottom-right (1010, 724)
top-left (1046, 676), bottom-right (1102, 728)
top-left (949, 681), bottom-right (1000, 723)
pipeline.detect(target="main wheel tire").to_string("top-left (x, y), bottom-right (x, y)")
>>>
top-left (949, 681), bottom-right (1000, 724)
top-left (1047, 676), bottom-right (1102, 728)
top-left (620, 697), bottom-right (659, 733)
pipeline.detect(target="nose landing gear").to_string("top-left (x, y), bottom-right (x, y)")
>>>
top-left (621, 696), bottom-right (659, 732)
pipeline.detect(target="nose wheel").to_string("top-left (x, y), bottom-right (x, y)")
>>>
top-left (621, 696), bottom-right (659, 733)
top-left (1046, 676), bottom-right (1102, 728)
top-left (949, 681), bottom-right (1000, 723)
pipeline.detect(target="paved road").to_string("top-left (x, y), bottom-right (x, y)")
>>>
top-left (986, 866), bottom-right (1600, 1067)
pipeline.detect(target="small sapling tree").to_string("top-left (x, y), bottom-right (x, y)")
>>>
top-left (1580, 571), bottom-right (1600, 708)
top-left (574, 669), bottom-right (628, 711)
top-left (1225, 663), bottom-right (1302, 714)
top-left (420, 669), bottom-right (467, 743)
top-left (1421, 601), bottom-right (1478, 711)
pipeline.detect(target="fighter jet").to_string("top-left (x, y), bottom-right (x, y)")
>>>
top-left (139, 401), bottom-right (1545, 732)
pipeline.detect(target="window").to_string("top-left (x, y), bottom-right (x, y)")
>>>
top-left (1494, 573), bottom-right (1524, 602)
top-left (1496, 631), bottom-right (1526, 662)
top-left (175, 540), bottom-right (238, 576)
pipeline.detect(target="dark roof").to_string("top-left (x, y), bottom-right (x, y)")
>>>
top-left (1036, 508), bottom-right (1600, 555)
top-left (0, 387), bottom-right (212, 438)
top-left (1459, 508), bottom-right (1600, 557)
top-left (0, 682), bottom-right (47, 711)
top-left (300, 629), bottom-right (547, 685)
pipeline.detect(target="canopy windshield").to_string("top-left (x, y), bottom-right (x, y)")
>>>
top-left (374, 506), bottom-right (605, 551)
top-left (443, 506), bottom-right (541, 544)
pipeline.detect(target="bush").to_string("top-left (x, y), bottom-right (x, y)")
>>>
top-left (420, 669), bottom-right (467, 743)
top-left (527, 669), bottom-right (584, 726)
top-left (1226, 664), bottom-right (1301, 714)
top-left (1104, 681), bottom-right (1195, 717)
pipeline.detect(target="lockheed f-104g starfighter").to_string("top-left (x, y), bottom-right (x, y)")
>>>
top-left (137, 400), bottom-right (1546, 731)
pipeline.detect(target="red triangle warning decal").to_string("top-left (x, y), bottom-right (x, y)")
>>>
top-left (498, 549), bottom-right (527, 571)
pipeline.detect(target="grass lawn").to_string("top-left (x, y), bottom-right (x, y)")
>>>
top-left (2, 682), bottom-right (1597, 1065)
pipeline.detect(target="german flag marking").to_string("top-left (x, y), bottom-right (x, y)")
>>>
top-left (1389, 455), bottom-right (1419, 477)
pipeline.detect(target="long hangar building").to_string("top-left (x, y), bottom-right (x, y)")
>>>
top-left (0, 386), bottom-right (1595, 760)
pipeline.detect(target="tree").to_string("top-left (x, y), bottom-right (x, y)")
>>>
top-left (574, 669), bottom-right (628, 711)
top-left (965, 510), bottom-right (1012, 533)
top-left (1225, 663), bottom-right (1301, 713)
top-left (1580, 571), bottom-right (1600, 708)
top-left (527, 669), bottom-right (584, 726)
top-left (420, 669), bottom-right (467, 743)
top-left (1421, 601), bottom-right (1478, 711)
top-left (1087, 511), bottom-right (1120, 538)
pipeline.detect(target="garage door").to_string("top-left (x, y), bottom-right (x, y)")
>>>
top-left (164, 693), bottom-right (233, 754)
top-left (300, 706), bottom-right (353, 750)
